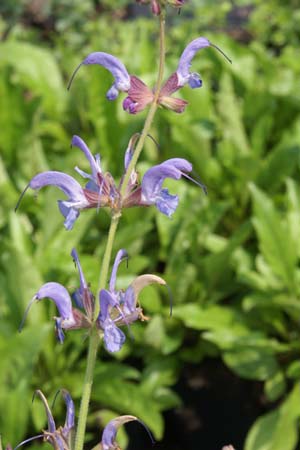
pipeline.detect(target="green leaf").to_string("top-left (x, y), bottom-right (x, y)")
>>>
top-left (250, 183), bottom-right (297, 292)
top-left (245, 383), bottom-right (300, 450)
top-left (0, 41), bottom-right (66, 115)
top-left (173, 304), bottom-right (247, 333)
top-left (264, 371), bottom-right (286, 402)
top-left (223, 347), bottom-right (279, 381)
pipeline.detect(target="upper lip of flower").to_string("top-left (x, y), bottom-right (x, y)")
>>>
top-left (100, 415), bottom-right (155, 450)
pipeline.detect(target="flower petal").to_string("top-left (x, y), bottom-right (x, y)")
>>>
top-left (103, 319), bottom-right (126, 353)
top-left (155, 188), bottom-right (178, 216)
top-left (30, 171), bottom-right (85, 201)
top-left (109, 249), bottom-right (128, 293)
top-left (71, 135), bottom-right (101, 182)
top-left (71, 248), bottom-right (87, 292)
top-left (124, 133), bottom-right (140, 171)
top-left (128, 274), bottom-right (167, 311)
top-left (36, 282), bottom-right (76, 327)
top-left (141, 158), bottom-right (192, 201)
top-left (34, 390), bottom-right (56, 433)
top-left (101, 416), bottom-right (138, 450)
top-left (123, 76), bottom-right (154, 114)
top-left (159, 95), bottom-right (188, 113)
top-left (68, 52), bottom-right (130, 98)
top-left (58, 202), bottom-right (80, 230)
top-left (61, 389), bottom-right (75, 437)
top-left (98, 290), bottom-right (126, 352)
top-left (176, 37), bottom-right (210, 87)
top-left (141, 159), bottom-right (192, 216)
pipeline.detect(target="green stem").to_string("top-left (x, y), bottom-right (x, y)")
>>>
top-left (120, 10), bottom-right (166, 198)
top-left (74, 10), bottom-right (166, 450)
top-left (74, 331), bottom-right (98, 450)
top-left (74, 214), bottom-right (120, 450)
top-left (96, 213), bottom-right (121, 315)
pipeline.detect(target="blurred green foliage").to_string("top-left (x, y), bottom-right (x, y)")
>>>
top-left (1, 0), bottom-right (300, 449)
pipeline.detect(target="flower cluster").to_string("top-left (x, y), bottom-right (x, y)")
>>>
top-left (68, 37), bottom-right (231, 114)
top-left (20, 248), bottom-right (167, 353)
top-left (17, 134), bottom-right (205, 230)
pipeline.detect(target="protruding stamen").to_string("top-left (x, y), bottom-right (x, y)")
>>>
top-left (182, 172), bottom-right (207, 195)
top-left (210, 43), bottom-right (232, 64)
top-left (67, 63), bottom-right (83, 90)
top-left (14, 435), bottom-right (44, 450)
top-left (146, 133), bottom-right (160, 151)
top-left (136, 419), bottom-right (156, 446)
top-left (18, 296), bottom-right (37, 332)
top-left (15, 184), bottom-right (30, 212)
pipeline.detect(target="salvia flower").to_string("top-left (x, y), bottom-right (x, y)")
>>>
top-left (98, 249), bottom-right (167, 352)
top-left (124, 157), bottom-right (207, 217)
top-left (68, 37), bottom-right (231, 114)
top-left (15, 390), bottom-right (75, 450)
top-left (16, 135), bottom-right (122, 230)
top-left (100, 415), bottom-right (154, 450)
top-left (19, 249), bottom-right (93, 343)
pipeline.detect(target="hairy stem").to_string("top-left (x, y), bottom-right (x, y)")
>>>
top-left (74, 10), bottom-right (166, 450)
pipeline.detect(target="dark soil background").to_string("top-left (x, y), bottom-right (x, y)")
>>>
top-left (127, 359), bottom-right (266, 450)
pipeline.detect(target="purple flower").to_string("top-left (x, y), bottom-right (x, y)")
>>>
top-left (141, 158), bottom-right (192, 216)
top-left (15, 390), bottom-right (75, 450)
top-left (98, 249), bottom-right (166, 352)
top-left (16, 135), bottom-right (121, 230)
top-left (124, 157), bottom-right (206, 217)
top-left (20, 249), bottom-right (93, 342)
top-left (68, 37), bottom-right (230, 115)
top-left (160, 37), bottom-right (232, 112)
top-left (100, 415), bottom-right (154, 450)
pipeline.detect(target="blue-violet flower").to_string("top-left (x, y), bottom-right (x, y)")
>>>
top-left (98, 249), bottom-right (167, 352)
top-left (20, 248), bottom-right (93, 343)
